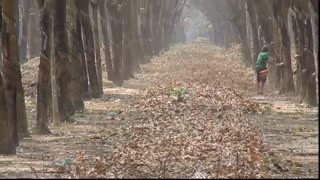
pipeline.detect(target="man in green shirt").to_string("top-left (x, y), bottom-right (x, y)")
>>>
top-left (256, 46), bottom-right (272, 94)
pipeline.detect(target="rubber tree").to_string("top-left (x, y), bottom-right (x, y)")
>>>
top-left (35, 0), bottom-right (52, 134)
top-left (77, 0), bottom-right (100, 98)
top-left (53, 0), bottom-right (75, 123)
top-left (245, 0), bottom-right (260, 68)
top-left (107, 0), bottom-right (124, 87)
top-left (76, 5), bottom-right (90, 99)
top-left (0, 0), bottom-right (20, 153)
top-left (272, 0), bottom-right (295, 93)
top-left (121, 0), bottom-right (134, 80)
top-left (90, 0), bottom-right (103, 94)
top-left (18, 0), bottom-right (30, 62)
top-left (67, 0), bottom-right (85, 111)
top-left (290, 0), bottom-right (319, 105)
top-left (98, 0), bottom-right (113, 81)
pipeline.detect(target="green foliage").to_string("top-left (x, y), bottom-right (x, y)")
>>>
top-left (169, 87), bottom-right (190, 102)
top-left (54, 158), bottom-right (73, 167)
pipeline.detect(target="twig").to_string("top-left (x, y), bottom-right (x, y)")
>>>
top-left (30, 166), bottom-right (41, 179)
top-left (161, 148), bottom-right (173, 178)
top-left (236, 151), bottom-right (240, 179)
top-left (42, 154), bottom-right (45, 178)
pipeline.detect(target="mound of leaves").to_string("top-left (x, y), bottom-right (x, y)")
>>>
top-left (70, 82), bottom-right (266, 178)
top-left (21, 57), bottom-right (40, 98)
top-left (142, 43), bottom-right (255, 94)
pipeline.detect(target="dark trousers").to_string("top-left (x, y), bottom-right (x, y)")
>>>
top-left (256, 67), bottom-right (267, 83)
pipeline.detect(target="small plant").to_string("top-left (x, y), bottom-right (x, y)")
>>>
top-left (169, 87), bottom-right (189, 102)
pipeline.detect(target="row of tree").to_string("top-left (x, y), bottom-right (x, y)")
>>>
top-left (192, 0), bottom-right (319, 106)
top-left (0, 0), bottom-right (186, 154)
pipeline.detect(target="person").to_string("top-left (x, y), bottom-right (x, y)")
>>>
top-left (256, 46), bottom-right (272, 94)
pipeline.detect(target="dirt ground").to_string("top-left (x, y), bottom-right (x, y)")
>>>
top-left (250, 93), bottom-right (318, 178)
top-left (0, 43), bottom-right (318, 178)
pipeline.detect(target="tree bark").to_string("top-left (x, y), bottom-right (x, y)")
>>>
top-left (53, 0), bottom-right (75, 123)
top-left (78, 0), bottom-right (100, 98)
top-left (91, 0), bottom-right (103, 94)
top-left (76, 11), bottom-right (90, 99)
top-left (107, 0), bottom-right (124, 87)
top-left (98, 0), bottom-right (114, 81)
top-left (27, 0), bottom-right (40, 60)
top-left (18, 0), bottom-right (30, 62)
top-left (0, 2), bottom-right (15, 155)
top-left (279, 23), bottom-right (295, 93)
top-left (246, 1), bottom-right (260, 68)
top-left (67, 0), bottom-right (85, 111)
top-left (1, 0), bottom-right (20, 148)
top-left (309, 1), bottom-right (319, 104)
top-left (130, 1), bottom-right (142, 72)
top-left (304, 18), bottom-right (317, 106)
top-left (121, 0), bottom-right (134, 80)
top-left (0, 72), bottom-right (15, 154)
top-left (35, 0), bottom-right (51, 134)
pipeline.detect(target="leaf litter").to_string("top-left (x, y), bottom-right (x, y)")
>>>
top-left (66, 42), bottom-right (270, 179)
top-left (13, 42), bottom-right (293, 179)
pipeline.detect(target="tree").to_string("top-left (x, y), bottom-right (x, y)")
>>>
top-left (35, 0), bottom-right (52, 134)
top-left (121, 0), bottom-right (134, 80)
top-left (98, 0), bottom-right (114, 81)
top-left (67, 0), bottom-right (85, 111)
top-left (78, 0), bottom-right (100, 98)
top-left (245, 0), bottom-right (260, 67)
top-left (0, 0), bottom-right (20, 153)
top-left (273, 0), bottom-right (295, 93)
top-left (18, 0), bottom-right (30, 62)
top-left (76, 8), bottom-right (90, 99)
top-left (53, 0), bottom-right (75, 123)
top-left (27, 0), bottom-right (40, 60)
top-left (107, 0), bottom-right (124, 86)
top-left (91, 0), bottom-right (103, 94)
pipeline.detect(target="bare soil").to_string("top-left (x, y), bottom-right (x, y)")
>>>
top-left (249, 93), bottom-right (318, 178)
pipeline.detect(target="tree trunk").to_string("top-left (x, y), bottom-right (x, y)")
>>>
top-left (35, 0), bottom-right (51, 134)
top-left (0, 3), bottom-right (16, 151)
top-left (304, 18), bottom-right (317, 106)
top-left (309, 2), bottom-right (319, 104)
top-left (151, 0), bottom-right (162, 55)
top-left (143, 0), bottom-right (153, 58)
top-left (246, 1), bottom-right (260, 68)
top-left (0, 72), bottom-right (15, 154)
top-left (257, 16), bottom-right (273, 45)
top-left (107, 0), bottom-right (124, 87)
top-left (76, 11), bottom-right (90, 99)
top-left (235, 22), bottom-right (252, 67)
top-left (279, 23), bottom-right (295, 93)
top-left (91, 1), bottom-right (103, 95)
top-left (121, 0), bottom-right (134, 80)
top-left (99, 0), bottom-right (114, 81)
top-left (27, 0), bottom-right (40, 60)
top-left (67, 0), bottom-right (85, 111)
top-left (53, 0), bottom-right (75, 123)
top-left (18, 0), bottom-right (30, 63)
top-left (1, 0), bottom-right (20, 147)
top-left (78, 0), bottom-right (100, 98)
top-left (130, 1), bottom-right (142, 72)
top-left (290, 12), bottom-right (303, 98)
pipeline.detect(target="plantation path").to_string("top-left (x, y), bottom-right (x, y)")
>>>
top-left (0, 42), bottom-right (318, 178)
top-left (249, 93), bottom-right (318, 178)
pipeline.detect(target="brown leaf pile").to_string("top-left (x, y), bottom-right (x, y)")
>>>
top-left (71, 81), bottom-right (266, 178)
top-left (60, 42), bottom-right (267, 178)
top-left (21, 57), bottom-right (40, 98)
top-left (140, 43), bottom-right (255, 94)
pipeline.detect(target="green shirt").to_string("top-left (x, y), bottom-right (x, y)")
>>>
top-left (256, 52), bottom-right (269, 69)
